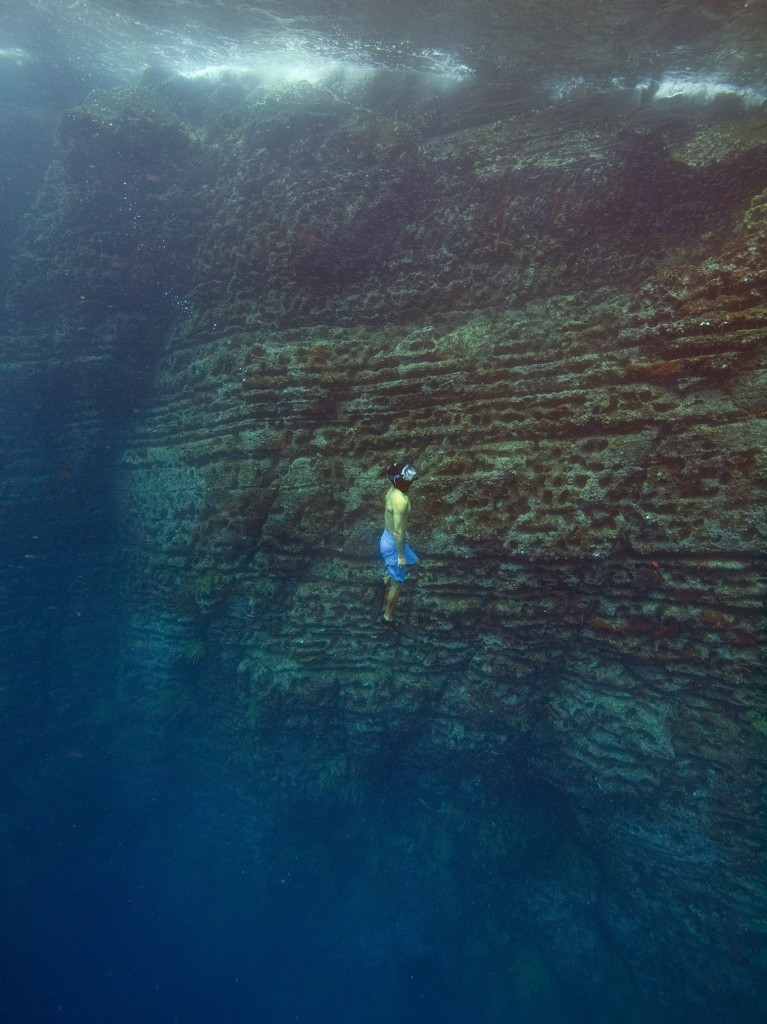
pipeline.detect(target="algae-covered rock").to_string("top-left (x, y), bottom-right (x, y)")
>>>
top-left (2, 72), bottom-right (766, 1024)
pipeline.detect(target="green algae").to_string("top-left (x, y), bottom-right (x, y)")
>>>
top-left (312, 752), bottom-right (366, 805)
top-left (177, 639), bottom-right (207, 666)
top-left (746, 710), bottom-right (767, 739)
top-left (743, 187), bottom-right (767, 234)
top-left (187, 570), bottom-right (227, 603)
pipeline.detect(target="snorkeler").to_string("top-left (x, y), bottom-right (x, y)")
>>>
top-left (377, 461), bottom-right (419, 626)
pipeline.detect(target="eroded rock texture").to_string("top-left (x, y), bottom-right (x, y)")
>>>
top-left (2, 77), bottom-right (766, 1020)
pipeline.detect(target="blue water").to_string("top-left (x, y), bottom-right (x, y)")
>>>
top-left (0, 717), bottom-right (599, 1024)
top-left (1, 3), bottom-right (765, 1023)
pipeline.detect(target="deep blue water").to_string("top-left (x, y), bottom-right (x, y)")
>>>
top-left (1, 3), bottom-right (765, 1023)
top-left (0, 532), bottom-right (633, 1023)
top-left (0, 701), bottom-right (604, 1024)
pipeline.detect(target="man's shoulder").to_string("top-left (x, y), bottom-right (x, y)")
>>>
top-left (385, 484), bottom-right (412, 509)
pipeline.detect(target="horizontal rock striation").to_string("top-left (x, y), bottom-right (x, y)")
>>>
top-left (3, 76), bottom-right (766, 1020)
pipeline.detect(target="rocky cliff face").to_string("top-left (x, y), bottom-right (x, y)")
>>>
top-left (2, 75), bottom-right (765, 1020)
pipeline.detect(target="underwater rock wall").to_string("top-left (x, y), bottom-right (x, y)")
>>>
top-left (3, 78), bottom-right (766, 1020)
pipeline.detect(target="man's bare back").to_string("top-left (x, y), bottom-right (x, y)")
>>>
top-left (384, 485), bottom-right (410, 567)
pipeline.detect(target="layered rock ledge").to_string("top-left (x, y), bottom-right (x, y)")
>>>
top-left (2, 76), bottom-right (765, 1020)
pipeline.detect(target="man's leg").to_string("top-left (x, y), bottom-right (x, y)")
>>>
top-left (382, 579), bottom-right (401, 622)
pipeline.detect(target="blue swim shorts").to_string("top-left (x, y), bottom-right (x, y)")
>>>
top-left (380, 529), bottom-right (419, 583)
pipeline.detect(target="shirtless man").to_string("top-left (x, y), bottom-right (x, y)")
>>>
top-left (379, 461), bottom-right (419, 623)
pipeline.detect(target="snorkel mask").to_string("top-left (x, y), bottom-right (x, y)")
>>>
top-left (386, 462), bottom-right (418, 490)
